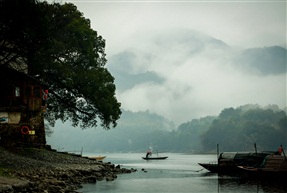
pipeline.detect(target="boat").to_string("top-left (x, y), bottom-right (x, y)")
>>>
top-left (198, 162), bottom-right (221, 173)
top-left (88, 156), bottom-right (106, 161)
top-left (142, 148), bottom-right (168, 160)
top-left (142, 156), bottom-right (168, 160)
top-left (238, 155), bottom-right (287, 180)
top-left (198, 151), bottom-right (273, 174)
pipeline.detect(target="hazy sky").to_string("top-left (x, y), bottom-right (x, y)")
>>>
top-left (68, 1), bottom-right (286, 52)
top-left (61, 0), bottom-right (286, 125)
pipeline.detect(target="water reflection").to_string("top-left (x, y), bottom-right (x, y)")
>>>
top-left (217, 175), bottom-right (287, 193)
top-left (198, 172), bottom-right (287, 193)
top-left (79, 154), bottom-right (287, 193)
top-left (82, 171), bottom-right (287, 193)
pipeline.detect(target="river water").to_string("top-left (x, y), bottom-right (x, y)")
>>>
top-left (79, 153), bottom-right (287, 193)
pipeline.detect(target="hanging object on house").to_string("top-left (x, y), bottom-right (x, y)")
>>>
top-left (21, 125), bottom-right (30, 135)
top-left (20, 125), bottom-right (35, 135)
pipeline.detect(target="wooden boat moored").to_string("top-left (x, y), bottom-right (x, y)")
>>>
top-left (88, 156), bottom-right (106, 161)
top-left (198, 151), bottom-right (273, 174)
top-left (238, 155), bottom-right (287, 180)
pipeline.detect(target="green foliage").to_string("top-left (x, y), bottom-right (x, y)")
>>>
top-left (173, 116), bottom-right (216, 152)
top-left (201, 106), bottom-right (287, 152)
top-left (0, 168), bottom-right (11, 177)
top-left (47, 104), bottom-right (286, 153)
top-left (0, 0), bottom-right (121, 129)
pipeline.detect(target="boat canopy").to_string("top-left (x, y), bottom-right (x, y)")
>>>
top-left (220, 152), bottom-right (272, 161)
top-left (220, 152), bottom-right (238, 159)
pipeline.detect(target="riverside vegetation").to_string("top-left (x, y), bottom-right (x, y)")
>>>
top-left (0, 146), bottom-right (136, 193)
top-left (49, 104), bottom-right (287, 153)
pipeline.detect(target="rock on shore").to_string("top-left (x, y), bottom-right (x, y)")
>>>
top-left (0, 147), bottom-right (136, 193)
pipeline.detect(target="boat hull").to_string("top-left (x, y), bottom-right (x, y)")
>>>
top-left (198, 163), bottom-right (243, 174)
top-left (88, 156), bottom-right (106, 161)
top-left (198, 151), bottom-right (273, 175)
top-left (238, 155), bottom-right (287, 180)
top-left (238, 166), bottom-right (287, 180)
top-left (142, 156), bottom-right (168, 160)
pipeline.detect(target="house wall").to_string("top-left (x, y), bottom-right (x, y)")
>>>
top-left (0, 67), bottom-right (48, 146)
top-left (0, 112), bottom-right (21, 124)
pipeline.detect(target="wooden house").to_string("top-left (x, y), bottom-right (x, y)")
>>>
top-left (0, 67), bottom-right (48, 146)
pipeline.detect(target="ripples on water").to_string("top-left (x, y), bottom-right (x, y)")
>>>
top-left (79, 153), bottom-right (287, 193)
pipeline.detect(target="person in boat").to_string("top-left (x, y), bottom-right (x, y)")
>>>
top-left (277, 145), bottom-right (283, 155)
top-left (146, 147), bottom-right (153, 158)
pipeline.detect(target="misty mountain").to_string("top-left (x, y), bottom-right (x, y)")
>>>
top-left (47, 109), bottom-right (175, 153)
top-left (150, 29), bottom-right (230, 54)
top-left (106, 29), bottom-right (286, 126)
top-left (236, 46), bottom-right (286, 75)
top-left (108, 31), bottom-right (286, 93)
top-left (108, 51), bottom-right (164, 91)
top-left (107, 29), bottom-right (230, 92)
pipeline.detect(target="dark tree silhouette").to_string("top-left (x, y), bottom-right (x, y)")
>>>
top-left (0, 0), bottom-right (121, 129)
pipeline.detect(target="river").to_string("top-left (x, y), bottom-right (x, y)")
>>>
top-left (79, 153), bottom-right (287, 193)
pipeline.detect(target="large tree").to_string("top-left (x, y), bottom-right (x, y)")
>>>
top-left (0, 0), bottom-right (121, 129)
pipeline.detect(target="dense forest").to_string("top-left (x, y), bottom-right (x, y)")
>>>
top-left (201, 104), bottom-right (287, 152)
top-left (47, 104), bottom-right (287, 153)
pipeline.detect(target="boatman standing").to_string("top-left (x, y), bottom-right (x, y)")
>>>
top-left (146, 147), bottom-right (153, 158)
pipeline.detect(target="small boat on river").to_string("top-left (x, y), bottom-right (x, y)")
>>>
top-left (142, 156), bottom-right (168, 160)
top-left (142, 148), bottom-right (168, 160)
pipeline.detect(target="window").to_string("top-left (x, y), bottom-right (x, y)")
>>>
top-left (15, 87), bottom-right (20, 97)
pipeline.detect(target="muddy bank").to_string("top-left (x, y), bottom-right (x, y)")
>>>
top-left (0, 147), bottom-right (136, 192)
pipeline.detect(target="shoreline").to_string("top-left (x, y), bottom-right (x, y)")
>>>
top-left (0, 146), bottom-right (136, 193)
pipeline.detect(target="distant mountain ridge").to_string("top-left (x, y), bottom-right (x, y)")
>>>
top-left (236, 46), bottom-right (286, 75)
top-left (107, 29), bottom-right (286, 93)
top-left (107, 29), bottom-right (230, 92)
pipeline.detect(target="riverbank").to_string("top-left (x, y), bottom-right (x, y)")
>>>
top-left (0, 146), bottom-right (136, 192)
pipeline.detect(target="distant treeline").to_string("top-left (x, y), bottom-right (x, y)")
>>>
top-left (123, 104), bottom-right (287, 153)
top-left (48, 104), bottom-right (287, 153)
top-left (200, 105), bottom-right (287, 152)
